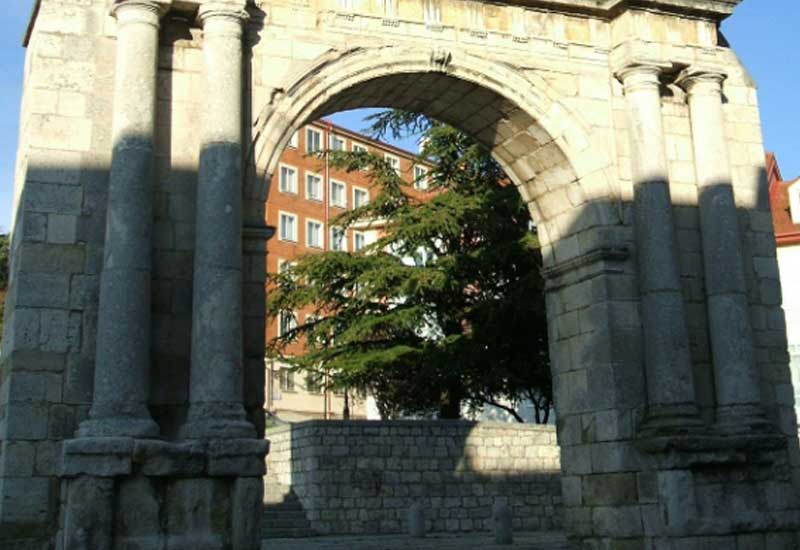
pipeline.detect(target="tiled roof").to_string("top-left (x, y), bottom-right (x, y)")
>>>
top-left (768, 153), bottom-right (800, 247)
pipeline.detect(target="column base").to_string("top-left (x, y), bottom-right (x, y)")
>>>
top-left (714, 403), bottom-right (776, 436)
top-left (180, 403), bottom-right (256, 439)
top-left (77, 403), bottom-right (160, 438)
top-left (635, 403), bottom-right (708, 452)
top-left (637, 403), bottom-right (707, 437)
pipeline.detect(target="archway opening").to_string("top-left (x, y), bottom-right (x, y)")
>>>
top-left (254, 63), bottom-right (620, 540)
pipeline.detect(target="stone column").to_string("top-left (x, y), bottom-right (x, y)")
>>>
top-left (617, 63), bottom-right (705, 439)
top-left (78, 0), bottom-right (170, 438)
top-left (677, 68), bottom-right (769, 433)
top-left (181, 1), bottom-right (255, 439)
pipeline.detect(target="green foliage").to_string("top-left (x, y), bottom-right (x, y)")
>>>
top-left (267, 111), bottom-right (551, 421)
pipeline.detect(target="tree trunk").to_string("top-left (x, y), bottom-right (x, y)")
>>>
top-left (439, 386), bottom-right (462, 419)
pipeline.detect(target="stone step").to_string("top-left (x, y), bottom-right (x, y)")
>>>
top-left (263, 510), bottom-right (309, 520)
top-left (263, 497), bottom-right (305, 509)
top-left (262, 516), bottom-right (312, 529)
top-left (263, 528), bottom-right (314, 539)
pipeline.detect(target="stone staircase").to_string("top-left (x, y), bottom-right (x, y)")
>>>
top-left (262, 483), bottom-right (314, 539)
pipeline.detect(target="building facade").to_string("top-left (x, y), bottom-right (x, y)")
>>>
top-left (265, 120), bottom-right (430, 421)
top-left (768, 153), bottom-right (800, 423)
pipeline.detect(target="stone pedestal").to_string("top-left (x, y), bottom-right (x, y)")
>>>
top-left (59, 438), bottom-right (268, 550)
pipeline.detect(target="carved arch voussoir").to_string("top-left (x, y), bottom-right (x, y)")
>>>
top-left (248, 45), bottom-right (608, 209)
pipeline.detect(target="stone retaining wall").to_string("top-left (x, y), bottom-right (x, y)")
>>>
top-left (264, 420), bottom-right (562, 535)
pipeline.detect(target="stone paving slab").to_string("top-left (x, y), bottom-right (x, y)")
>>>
top-left (262, 531), bottom-right (570, 550)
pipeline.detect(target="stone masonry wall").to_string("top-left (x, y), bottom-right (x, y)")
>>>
top-left (264, 420), bottom-right (562, 535)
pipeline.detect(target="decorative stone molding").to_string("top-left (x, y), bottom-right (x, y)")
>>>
top-left (542, 246), bottom-right (630, 290)
top-left (197, 0), bottom-right (250, 27)
top-left (61, 437), bottom-right (269, 478)
top-left (110, 0), bottom-right (172, 19)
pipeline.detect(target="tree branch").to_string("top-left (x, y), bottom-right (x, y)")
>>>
top-left (483, 397), bottom-right (525, 423)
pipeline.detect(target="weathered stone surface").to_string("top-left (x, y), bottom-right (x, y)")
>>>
top-left (208, 438), bottom-right (269, 476)
top-left (3, 0), bottom-right (798, 549)
top-left (265, 421), bottom-right (561, 536)
top-left (63, 476), bottom-right (113, 550)
top-left (133, 440), bottom-right (205, 476)
top-left (61, 437), bottom-right (133, 477)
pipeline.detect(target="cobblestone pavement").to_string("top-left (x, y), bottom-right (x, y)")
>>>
top-left (263, 531), bottom-right (570, 550)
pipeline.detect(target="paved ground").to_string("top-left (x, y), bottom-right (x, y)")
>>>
top-left (263, 531), bottom-right (570, 550)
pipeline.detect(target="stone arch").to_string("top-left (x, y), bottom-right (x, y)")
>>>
top-left (249, 45), bottom-right (620, 266)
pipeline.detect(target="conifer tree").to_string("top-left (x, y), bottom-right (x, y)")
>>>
top-left (267, 111), bottom-right (551, 421)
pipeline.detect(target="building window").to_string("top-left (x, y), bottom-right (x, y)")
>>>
top-left (307, 219), bottom-right (324, 248)
top-left (306, 127), bottom-right (322, 153)
top-left (288, 131), bottom-right (299, 149)
top-left (306, 172), bottom-right (323, 201)
top-left (330, 134), bottom-right (346, 151)
top-left (353, 187), bottom-right (369, 208)
top-left (306, 372), bottom-right (322, 394)
top-left (354, 231), bottom-right (368, 252)
top-left (330, 180), bottom-right (346, 208)
top-left (279, 212), bottom-right (297, 242)
top-left (380, 0), bottom-right (397, 18)
top-left (279, 164), bottom-right (298, 194)
top-left (278, 311), bottom-right (297, 337)
top-left (385, 153), bottom-right (401, 174)
top-left (352, 142), bottom-right (368, 154)
top-left (330, 226), bottom-right (346, 251)
top-left (413, 165), bottom-right (429, 190)
top-left (279, 368), bottom-right (295, 392)
top-left (424, 0), bottom-right (441, 25)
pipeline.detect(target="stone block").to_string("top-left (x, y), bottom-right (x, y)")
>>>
top-left (0, 476), bottom-right (52, 524)
top-left (61, 437), bottom-right (133, 477)
top-left (208, 439), bottom-right (270, 476)
top-left (115, 476), bottom-right (161, 542)
top-left (63, 354), bottom-right (94, 404)
top-left (48, 405), bottom-right (77, 439)
top-left (6, 308), bottom-right (42, 352)
top-left (34, 440), bottom-right (62, 476)
top-left (232, 477), bottom-right (263, 550)
top-left (24, 182), bottom-right (84, 215)
top-left (18, 243), bottom-right (85, 274)
top-left (47, 214), bottom-right (79, 244)
top-left (165, 478), bottom-right (228, 547)
top-left (22, 212), bottom-right (48, 242)
top-left (40, 309), bottom-right (80, 353)
top-left (582, 473), bottom-right (637, 506)
top-left (1, 401), bottom-right (50, 440)
top-left (16, 272), bottom-right (71, 309)
top-left (133, 440), bottom-right (205, 476)
top-left (3, 372), bottom-right (62, 403)
top-left (63, 476), bottom-right (113, 550)
top-left (0, 441), bottom-right (36, 477)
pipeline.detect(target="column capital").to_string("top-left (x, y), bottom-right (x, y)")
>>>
top-left (614, 62), bottom-right (671, 93)
top-left (110, 0), bottom-right (172, 20)
top-left (675, 66), bottom-right (727, 96)
top-left (198, 1), bottom-right (250, 27)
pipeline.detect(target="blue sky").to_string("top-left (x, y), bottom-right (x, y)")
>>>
top-left (1, 1), bottom-right (797, 231)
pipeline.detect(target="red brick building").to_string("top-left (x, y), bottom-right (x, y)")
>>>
top-left (265, 120), bottom-right (430, 420)
top-left (767, 152), bottom-right (800, 421)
